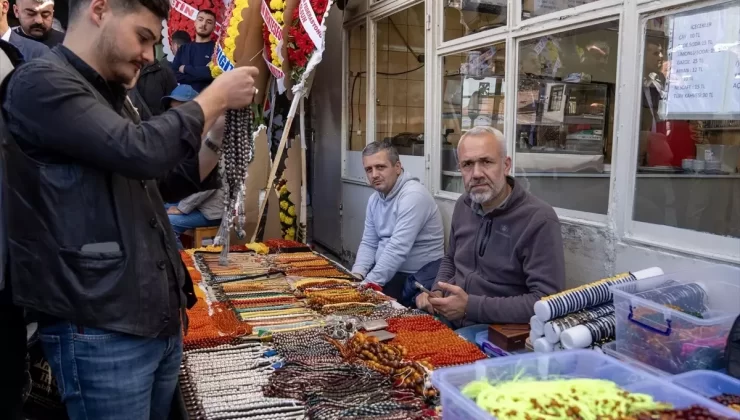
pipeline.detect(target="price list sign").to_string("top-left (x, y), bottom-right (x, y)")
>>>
top-left (664, 3), bottom-right (740, 118)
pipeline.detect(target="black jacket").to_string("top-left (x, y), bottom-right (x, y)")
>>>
top-left (13, 27), bottom-right (65, 48)
top-left (135, 58), bottom-right (178, 116)
top-left (0, 47), bottom-right (216, 337)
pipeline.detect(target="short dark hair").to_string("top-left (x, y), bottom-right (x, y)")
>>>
top-left (362, 139), bottom-right (400, 165)
top-left (70, 0), bottom-right (170, 21)
top-left (198, 9), bottom-right (216, 19)
top-left (171, 30), bottom-right (191, 46)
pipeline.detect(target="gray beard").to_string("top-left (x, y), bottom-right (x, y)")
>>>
top-left (469, 190), bottom-right (494, 204)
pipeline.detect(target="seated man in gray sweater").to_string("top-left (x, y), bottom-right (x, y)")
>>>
top-left (352, 139), bottom-right (445, 306)
top-left (417, 126), bottom-right (565, 342)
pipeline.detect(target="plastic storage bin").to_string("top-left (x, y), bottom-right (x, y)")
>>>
top-left (670, 370), bottom-right (740, 402)
top-left (611, 265), bottom-right (740, 375)
top-left (601, 341), bottom-right (669, 377)
top-left (431, 350), bottom-right (738, 420)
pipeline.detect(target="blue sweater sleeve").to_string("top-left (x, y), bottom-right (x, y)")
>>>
top-left (352, 197), bottom-right (379, 277)
top-left (364, 191), bottom-right (432, 286)
top-left (184, 64), bottom-right (214, 82)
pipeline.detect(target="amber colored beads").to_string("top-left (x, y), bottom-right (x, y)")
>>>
top-left (327, 333), bottom-right (438, 398)
top-left (386, 315), bottom-right (486, 367)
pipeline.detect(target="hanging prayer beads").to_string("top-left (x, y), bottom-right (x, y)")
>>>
top-left (214, 107), bottom-right (256, 264)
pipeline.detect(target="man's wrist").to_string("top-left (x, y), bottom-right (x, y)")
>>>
top-left (204, 138), bottom-right (222, 154)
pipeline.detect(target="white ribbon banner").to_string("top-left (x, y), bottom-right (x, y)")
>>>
top-left (297, 0), bottom-right (322, 49)
top-left (215, 43), bottom-right (234, 72)
top-left (263, 48), bottom-right (285, 79)
top-left (171, 0), bottom-right (223, 36)
top-left (260, 0), bottom-right (283, 40)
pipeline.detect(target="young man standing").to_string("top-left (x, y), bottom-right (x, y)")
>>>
top-left (0, 0), bottom-right (258, 417)
top-left (12, 0), bottom-right (64, 47)
top-left (352, 139), bottom-right (445, 306)
top-left (172, 9), bottom-right (216, 92)
top-left (0, 36), bottom-right (30, 420)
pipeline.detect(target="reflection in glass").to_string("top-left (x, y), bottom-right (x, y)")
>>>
top-left (514, 22), bottom-right (618, 214)
top-left (444, 2), bottom-right (506, 42)
top-left (441, 43), bottom-right (506, 193)
top-left (375, 4), bottom-right (426, 156)
top-left (633, 3), bottom-right (740, 238)
top-left (347, 25), bottom-right (367, 152)
top-left (521, 0), bottom-right (600, 20)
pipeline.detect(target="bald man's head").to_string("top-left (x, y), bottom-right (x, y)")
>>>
top-left (457, 126), bottom-right (511, 208)
top-left (14, 0), bottom-right (55, 39)
top-left (457, 126), bottom-right (506, 158)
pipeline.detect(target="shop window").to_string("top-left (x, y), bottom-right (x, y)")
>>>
top-left (347, 24), bottom-right (367, 152)
top-left (514, 21), bottom-right (619, 215)
top-left (632, 2), bottom-right (740, 238)
top-left (375, 5), bottom-right (426, 156)
top-left (443, 1), bottom-right (507, 42)
top-left (440, 43), bottom-right (506, 193)
top-left (521, 0), bottom-right (600, 20)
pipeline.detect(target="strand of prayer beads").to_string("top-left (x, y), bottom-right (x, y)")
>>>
top-left (327, 332), bottom-right (438, 398)
top-left (180, 341), bottom-right (306, 420)
top-left (287, 267), bottom-right (353, 279)
top-left (221, 278), bottom-right (292, 293)
top-left (265, 361), bottom-right (435, 420)
top-left (215, 107), bottom-right (254, 246)
top-left (386, 316), bottom-right (486, 367)
top-left (272, 327), bottom-right (342, 359)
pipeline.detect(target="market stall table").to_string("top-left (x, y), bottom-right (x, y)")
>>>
top-left (175, 242), bottom-right (486, 419)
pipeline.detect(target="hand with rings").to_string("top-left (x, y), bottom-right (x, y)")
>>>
top-left (210, 66), bottom-right (260, 109)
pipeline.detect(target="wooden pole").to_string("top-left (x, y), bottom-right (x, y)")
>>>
top-left (250, 94), bottom-right (301, 243)
top-left (299, 97), bottom-right (307, 243)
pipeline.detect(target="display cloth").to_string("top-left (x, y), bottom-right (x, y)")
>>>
top-left (177, 240), bottom-right (487, 419)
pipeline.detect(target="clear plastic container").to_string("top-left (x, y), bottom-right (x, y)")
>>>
top-left (431, 350), bottom-right (738, 420)
top-left (611, 265), bottom-right (740, 375)
top-left (601, 341), bottom-right (669, 377)
top-left (671, 370), bottom-right (740, 395)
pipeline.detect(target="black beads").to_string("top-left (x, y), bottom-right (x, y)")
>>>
top-left (217, 107), bottom-right (256, 245)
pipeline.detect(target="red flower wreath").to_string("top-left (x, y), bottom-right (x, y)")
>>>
top-left (167, 0), bottom-right (224, 47)
top-left (286, 0), bottom-right (329, 81)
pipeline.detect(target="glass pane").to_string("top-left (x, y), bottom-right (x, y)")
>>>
top-left (514, 22), bottom-right (619, 214)
top-left (375, 5), bottom-right (425, 156)
top-left (441, 43), bottom-right (506, 193)
top-left (347, 24), bottom-right (367, 152)
top-left (633, 2), bottom-right (740, 238)
top-left (444, 1), bottom-right (506, 42)
top-left (521, 0), bottom-right (600, 20)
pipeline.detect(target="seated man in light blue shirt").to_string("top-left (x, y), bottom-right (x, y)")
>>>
top-left (351, 139), bottom-right (445, 306)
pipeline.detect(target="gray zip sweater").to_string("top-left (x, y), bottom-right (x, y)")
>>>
top-left (432, 176), bottom-right (565, 327)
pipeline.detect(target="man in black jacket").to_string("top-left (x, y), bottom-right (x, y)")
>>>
top-left (134, 48), bottom-right (177, 116)
top-left (1, 0), bottom-right (258, 417)
top-left (0, 38), bottom-right (28, 420)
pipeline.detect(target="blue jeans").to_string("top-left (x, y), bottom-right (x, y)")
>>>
top-left (38, 322), bottom-right (183, 420)
top-left (167, 207), bottom-right (221, 249)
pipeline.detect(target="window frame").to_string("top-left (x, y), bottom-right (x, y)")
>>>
top-left (340, 0), bottom-right (740, 263)
top-left (615, 0), bottom-right (740, 263)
